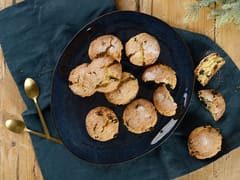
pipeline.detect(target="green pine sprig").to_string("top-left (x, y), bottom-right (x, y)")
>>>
top-left (185, 0), bottom-right (240, 28)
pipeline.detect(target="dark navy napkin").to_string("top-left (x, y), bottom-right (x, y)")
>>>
top-left (0, 0), bottom-right (240, 179)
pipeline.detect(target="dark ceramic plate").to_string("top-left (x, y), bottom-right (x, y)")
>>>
top-left (51, 11), bottom-right (194, 164)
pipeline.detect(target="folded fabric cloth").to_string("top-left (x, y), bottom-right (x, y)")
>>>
top-left (0, 0), bottom-right (240, 179)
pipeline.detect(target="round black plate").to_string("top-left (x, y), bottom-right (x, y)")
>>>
top-left (51, 11), bottom-right (194, 164)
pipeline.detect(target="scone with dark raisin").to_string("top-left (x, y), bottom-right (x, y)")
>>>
top-left (85, 106), bottom-right (119, 142)
top-left (142, 64), bottom-right (177, 89)
top-left (198, 89), bottom-right (226, 121)
top-left (194, 53), bottom-right (225, 86)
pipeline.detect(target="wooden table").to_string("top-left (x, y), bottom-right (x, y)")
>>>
top-left (0, 0), bottom-right (240, 179)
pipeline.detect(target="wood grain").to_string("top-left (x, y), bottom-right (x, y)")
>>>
top-left (152, 0), bottom-right (215, 39)
top-left (0, 48), bottom-right (43, 180)
top-left (0, 0), bottom-right (240, 180)
top-left (216, 23), bottom-right (240, 68)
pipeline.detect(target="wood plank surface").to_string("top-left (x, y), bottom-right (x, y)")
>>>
top-left (0, 0), bottom-right (240, 180)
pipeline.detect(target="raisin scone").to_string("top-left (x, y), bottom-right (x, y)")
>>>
top-left (194, 53), bottom-right (225, 86)
top-left (142, 64), bottom-right (177, 89)
top-left (88, 56), bottom-right (122, 93)
top-left (85, 106), bottom-right (119, 142)
top-left (123, 98), bottom-right (158, 134)
top-left (69, 56), bottom-right (122, 96)
top-left (198, 89), bottom-right (226, 121)
top-left (88, 35), bottom-right (123, 62)
top-left (125, 33), bottom-right (160, 66)
top-left (105, 72), bottom-right (139, 105)
top-left (188, 125), bottom-right (222, 159)
top-left (68, 63), bottom-right (97, 97)
top-left (153, 85), bottom-right (177, 117)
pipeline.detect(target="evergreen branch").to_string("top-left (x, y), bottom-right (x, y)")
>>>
top-left (185, 0), bottom-right (240, 29)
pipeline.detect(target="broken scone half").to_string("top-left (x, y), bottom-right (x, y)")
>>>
top-left (142, 64), bottom-right (177, 89)
top-left (153, 85), bottom-right (177, 117)
top-left (188, 125), bottom-right (222, 160)
top-left (88, 35), bottom-right (123, 62)
top-left (194, 53), bottom-right (225, 86)
top-left (125, 33), bottom-right (160, 66)
top-left (198, 89), bottom-right (226, 121)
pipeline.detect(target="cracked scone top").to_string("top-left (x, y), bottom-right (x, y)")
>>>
top-left (125, 33), bottom-right (160, 66)
top-left (85, 106), bottom-right (119, 142)
top-left (89, 56), bottom-right (122, 93)
top-left (88, 35), bottom-right (123, 62)
top-left (105, 72), bottom-right (139, 105)
top-left (68, 56), bottom-right (122, 97)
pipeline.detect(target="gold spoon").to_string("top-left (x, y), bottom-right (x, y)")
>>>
top-left (5, 119), bottom-right (62, 144)
top-left (24, 78), bottom-right (50, 138)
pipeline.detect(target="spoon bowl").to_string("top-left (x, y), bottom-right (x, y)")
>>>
top-left (5, 119), bottom-right (25, 134)
top-left (24, 78), bottom-right (39, 99)
top-left (5, 119), bottom-right (62, 144)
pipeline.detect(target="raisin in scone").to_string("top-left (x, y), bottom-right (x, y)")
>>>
top-left (142, 64), bottom-right (177, 89)
top-left (125, 33), bottom-right (160, 66)
top-left (123, 99), bottom-right (158, 134)
top-left (198, 89), bottom-right (226, 121)
top-left (85, 106), bottom-right (119, 142)
top-left (153, 85), bottom-right (177, 117)
top-left (105, 72), bottom-right (139, 105)
top-left (88, 35), bottom-right (123, 62)
top-left (188, 125), bottom-right (222, 159)
top-left (68, 63), bottom-right (96, 97)
top-left (194, 53), bottom-right (225, 86)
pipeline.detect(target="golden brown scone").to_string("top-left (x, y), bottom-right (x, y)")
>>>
top-left (125, 33), bottom-right (160, 66)
top-left (153, 85), bottom-right (177, 117)
top-left (105, 72), bottom-right (139, 105)
top-left (194, 53), bottom-right (225, 86)
top-left (85, 106), bottom-right (119, 142)
top-left (142, 64), bottom-right (177, 89)
top-left (69, 56), bottom-right (122, 97)
top-left (188, 125), bottom-right (222, 159)
top-left (123, 98), bottom-right (158, 134)
top-left (88, 56), bottom-right (122, 93)
top-left (198, 89), bottom-right (226, 121)
top-left (68, 63), bottom-right (96, 97)
top-left (96, 62), bottom-right (122, 93)
top-left (88, 35), bottom-right (123, 62)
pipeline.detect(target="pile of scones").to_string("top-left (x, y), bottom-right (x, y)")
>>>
top-left (68, 32), bottom-right (226, 160)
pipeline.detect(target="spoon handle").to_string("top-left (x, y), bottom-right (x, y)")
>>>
top-left (48, 136), bottom-right (63, 144)
top-left (25, 128), bottom-right (63, 144)
top-left (33, 97), bottom-right (50, 137)
top-left (25, 128), bottom-right (46, 138)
